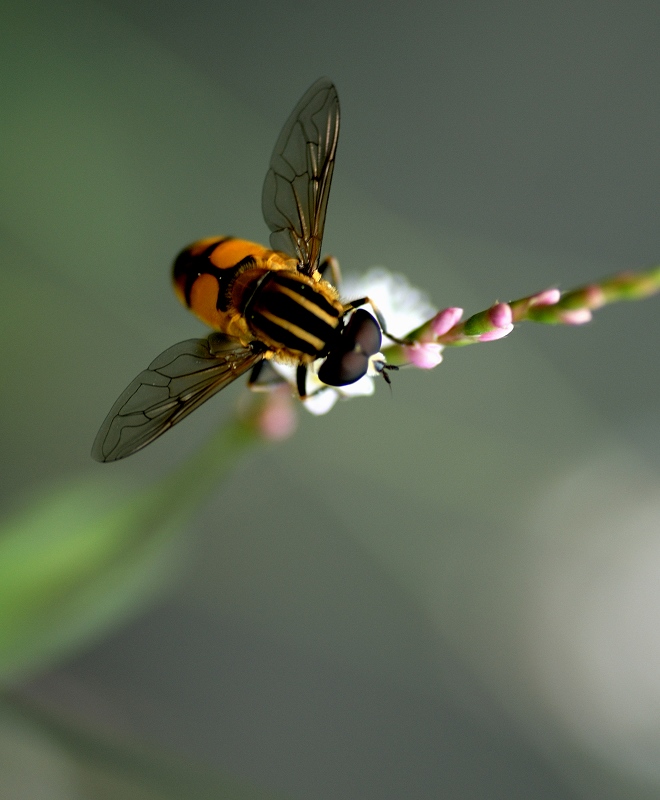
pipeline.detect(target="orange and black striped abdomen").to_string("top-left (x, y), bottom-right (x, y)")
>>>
top-left (247, 272), bottom-right (343, 359)
top-left (172, 237), bottom-right (280, 336)
top-left (173, 237), bottom-right (265, 312)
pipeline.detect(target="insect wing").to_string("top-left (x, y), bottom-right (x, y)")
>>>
top-left (92, 334), bottom-right (264, 462)
top-left (262, 77), bottom-right (339, 275)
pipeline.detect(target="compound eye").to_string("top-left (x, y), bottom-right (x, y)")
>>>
top-left (318, 349), bottom-right (369, 386)
top-left (345, 309), bottom-right (382, 356)
top-left (317, 310), bottom-right (383, 387)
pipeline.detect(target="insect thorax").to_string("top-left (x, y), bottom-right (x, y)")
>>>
top-left (172, 237), bottom-right (344, 361)
top-left (245, 271), bottom-right (344, 362)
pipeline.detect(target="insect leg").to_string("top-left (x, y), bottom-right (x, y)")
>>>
top-left (342, 296), bottom-right (410, 345)
top-left (247, 359), bottom-right (287, 391)
top-left (296, 364), bottom-right (308, 398)
top-left (319, 255), bottom-right (342, 287)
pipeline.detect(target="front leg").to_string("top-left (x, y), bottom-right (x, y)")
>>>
top-left (342, 296), bottom-right (410, 345)
top-left (318, 255), bottom-right (342, 288)
top-left (296, 364), bottom-right (308, 398)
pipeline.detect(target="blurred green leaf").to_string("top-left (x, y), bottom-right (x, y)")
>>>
top-left (0, 420), bottom-right (259, 683)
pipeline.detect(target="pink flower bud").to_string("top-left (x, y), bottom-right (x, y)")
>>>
top-left (582, 284), bottom-right (607, 309)
top-left (479, 324), bottom-right (514, 342)
top-left (488, 302), bottom-right (513, 329)
top-left (404, 342), bottom-right (444, 369)
top-left (559, 308), bottom-right (593, 325)
top-left (430, 307), bottom-right (463, 337)
top-left (257, 387), bottom-right (298, 440)
top-left (530, 288), bottom-right (561, 306)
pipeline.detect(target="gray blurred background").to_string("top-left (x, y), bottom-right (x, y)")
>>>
top-left (2, 0), bottom-right (660, 797)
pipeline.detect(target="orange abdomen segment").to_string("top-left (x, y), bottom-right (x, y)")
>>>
top-left (172, 237), bottom-right (274, 332)
top-left (174, 237), bottom-right (257, 306)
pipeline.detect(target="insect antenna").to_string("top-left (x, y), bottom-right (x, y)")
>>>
top-left (375, 361), bottom-right (399, 390)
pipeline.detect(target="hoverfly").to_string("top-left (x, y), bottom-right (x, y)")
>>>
top-left (92, 78), bottom-right (395, 462)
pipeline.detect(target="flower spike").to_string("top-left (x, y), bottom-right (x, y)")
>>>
top-left (379, 263), bottom-right (660, 368)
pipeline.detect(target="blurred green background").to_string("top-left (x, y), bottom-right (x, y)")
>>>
top-left (2, 0), bottom-right (660, 797)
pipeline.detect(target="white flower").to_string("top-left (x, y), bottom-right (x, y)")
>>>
top-left (340, 267), bottom-right (437, 345)
top-left (273, 360), bottom-right (376, 415)
top-left (271, 268), bottom-right (438, 416)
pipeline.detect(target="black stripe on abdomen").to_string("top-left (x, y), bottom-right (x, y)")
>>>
top-left (173, 239), bottom-right (231, 307)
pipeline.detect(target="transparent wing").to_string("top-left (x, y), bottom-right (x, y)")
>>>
top-left (92, 334), bottom-right (265, 462)
top-left (262, 77), bottom-right (339, 275)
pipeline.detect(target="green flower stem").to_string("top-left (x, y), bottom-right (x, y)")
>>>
top-left (513, 265), bottom-right (660, 324)
top-left (132, 416), bottom-right (261, 532)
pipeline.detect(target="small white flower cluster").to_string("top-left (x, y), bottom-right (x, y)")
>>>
top-left (341, 268), bottom-right (438, 345)
top-left (273, 268), bottom-right (438, 415)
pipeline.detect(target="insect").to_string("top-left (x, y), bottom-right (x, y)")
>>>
top-left (92, 78), bottom-right (396, 462)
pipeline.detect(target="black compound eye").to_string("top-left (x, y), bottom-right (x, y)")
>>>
top-left (318, 350), bottom-right (369, 386)
top-left (343, 309), bottom-right (382, 356)
top-left (317, 310), bottom-right (382, 387)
